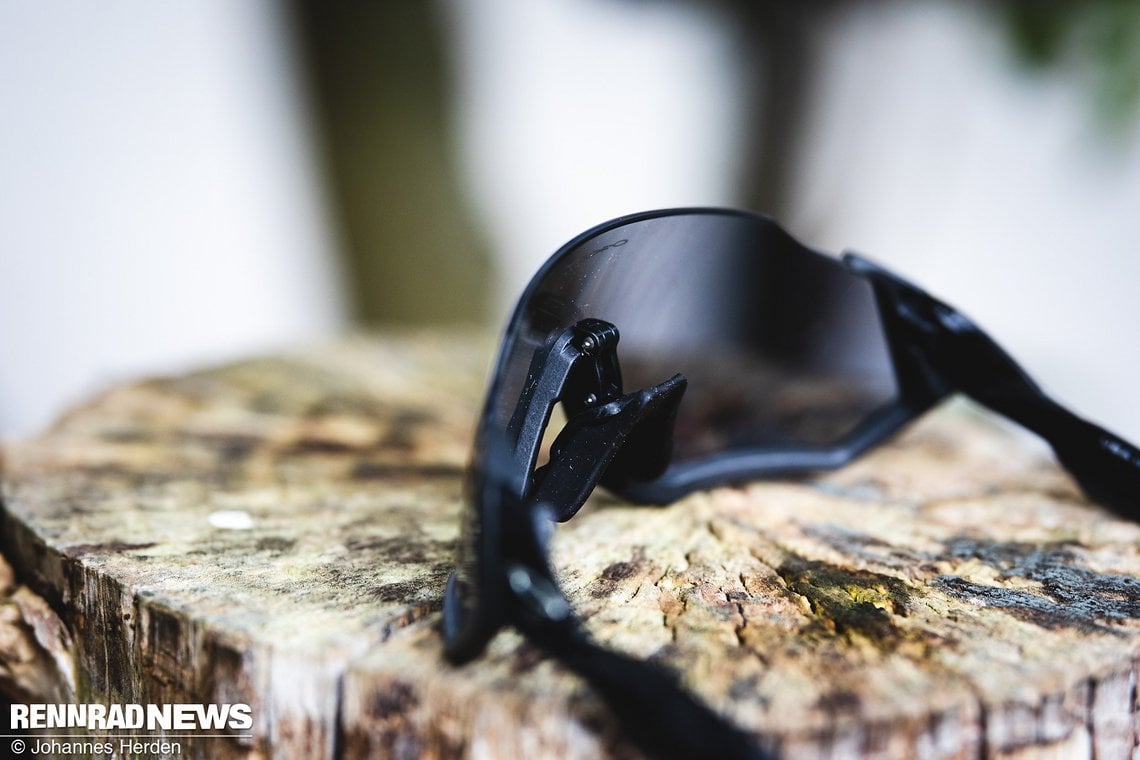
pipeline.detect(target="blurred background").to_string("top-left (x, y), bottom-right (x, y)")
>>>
top-left (1, 0), bottom-right (1138, 443)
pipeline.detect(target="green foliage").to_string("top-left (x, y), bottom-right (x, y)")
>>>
top-left (1006, 0), bottom-right (1140, 130)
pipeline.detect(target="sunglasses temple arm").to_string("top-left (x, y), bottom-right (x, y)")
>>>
top-left (909, 301), bottom-right (1140, 520)
top-left (561, 637), bottom-right (773, 760)
top-left (851, 253), bottom-right (1140, 519)
top-left (503, 518), bottom-right (766, 760)
top-left (963, 378), bottom-right (1140, 521)
top-left (511, 605), bottom-right (772, 760)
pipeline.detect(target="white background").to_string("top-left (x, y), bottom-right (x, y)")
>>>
top-left (2, 1), bottom-right (1137, 444)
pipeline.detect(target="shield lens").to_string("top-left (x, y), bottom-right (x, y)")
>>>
top-left (449, 210), bottom-right (901, 656)
top-left (489, 210), bottom-right (898, 463)
top-left (443, 425), bottom-right (511, 661)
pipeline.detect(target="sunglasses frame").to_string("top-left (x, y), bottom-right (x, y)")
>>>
top-left (442, 207), bottom-right (1139, 758)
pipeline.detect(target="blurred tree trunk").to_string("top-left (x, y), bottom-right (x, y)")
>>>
top-left (730, 3), bottom-right (837, 220)
top-left (289, 2), bottom-right (491, 326)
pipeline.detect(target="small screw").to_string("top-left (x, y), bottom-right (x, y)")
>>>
top-left (584, 393), bottom-right (598, 405)
top-left (580, 336), bottom-right (595, 352)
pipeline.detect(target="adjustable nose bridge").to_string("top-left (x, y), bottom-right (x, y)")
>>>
top-left (563, 318), bottom-right (624, 416)
top-left (504, 317), bottom-right (687, 520)
top-left (600, 375), bottom-right (687, 491)
top-left (531, 373), bottom-right (688, 521)
top-left (562, 318), bottom-right (687, 490)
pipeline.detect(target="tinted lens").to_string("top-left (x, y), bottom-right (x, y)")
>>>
top-left (488, 210), bottom-right (898, 461)
top-left (443, 424), bottom-right (510, 660)
top-left (450, 210), bottom-right (901, 656)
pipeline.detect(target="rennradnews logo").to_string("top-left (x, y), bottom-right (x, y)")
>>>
top-left (10, 703), bottom-right (253, 731)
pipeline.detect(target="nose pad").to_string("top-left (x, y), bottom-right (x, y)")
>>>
top-left (600, 374), bottom-right (687, 492)
top-left (529, 373), bottom-right (687, 522)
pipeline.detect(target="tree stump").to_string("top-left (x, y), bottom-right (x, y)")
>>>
top-left (1, 333), bottom-right (1138, 759)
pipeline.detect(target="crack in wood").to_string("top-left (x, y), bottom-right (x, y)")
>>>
top-left (2, 336), bottom-right (1138, 759)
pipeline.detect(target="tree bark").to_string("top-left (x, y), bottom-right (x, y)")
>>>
top-left (1, 334), bottom-right (1137, 759)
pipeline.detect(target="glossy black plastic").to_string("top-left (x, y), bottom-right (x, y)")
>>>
top-left (846, 252), bottom-right (1139, 520)
top-left (443, 208), bottom-right (1139, 760)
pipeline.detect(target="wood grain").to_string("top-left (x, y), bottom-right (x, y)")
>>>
top-left (1, 333), bottom-right (1137, 759)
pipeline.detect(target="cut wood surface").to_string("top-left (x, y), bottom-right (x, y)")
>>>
top-left (1, 333), bottom-right (1138, 759)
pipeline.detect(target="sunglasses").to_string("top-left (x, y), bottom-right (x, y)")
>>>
top-left (442, 207), bottom-right (1138, 760)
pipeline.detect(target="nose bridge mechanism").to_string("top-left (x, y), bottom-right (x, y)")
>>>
top-left (505, 319), bottom-right (686, 522)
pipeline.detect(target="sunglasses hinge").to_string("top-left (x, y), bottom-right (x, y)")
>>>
top-left (505, 319), bottom-right (625, 480)
top-left (564, 319), bottom-right (624, 416)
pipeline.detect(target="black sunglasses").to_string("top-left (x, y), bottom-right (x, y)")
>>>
top-left (442, 208), bottom-right (1139, 760)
